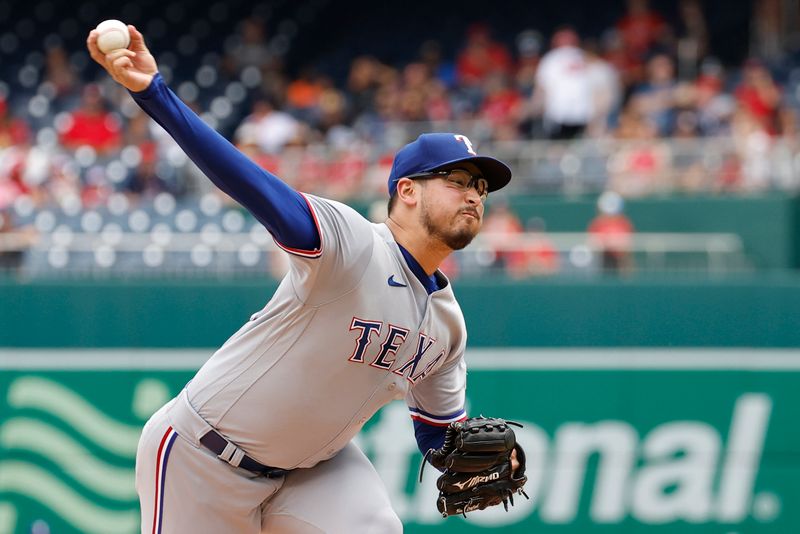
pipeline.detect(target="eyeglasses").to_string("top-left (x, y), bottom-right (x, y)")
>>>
top-left (405, 169), bottom-right (489, 200)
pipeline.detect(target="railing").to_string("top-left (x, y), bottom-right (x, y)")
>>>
top-left (292, 120), bottom-right (800, 196)
top-left (0, 230), bottom-right (748, 279)
top-left (4, 133), bottom-right (799, 203)
top-left (473, 231), bottom-right (747, 275)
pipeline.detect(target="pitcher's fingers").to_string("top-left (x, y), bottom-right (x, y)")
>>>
top-left (109, 54), bottom-right (135, 78)
top-left (128, 25), bottom-right (148, 52)
top-left (86, 31), bottom-right (107, 66)
top-left (106, 49), bottom-right (135, 77)
top-left (104, 48), bottom-right (136, 64)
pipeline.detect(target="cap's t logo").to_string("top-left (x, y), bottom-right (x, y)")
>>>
top-left (454, 134), bottom-right (477, 156)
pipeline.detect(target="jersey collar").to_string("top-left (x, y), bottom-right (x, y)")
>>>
top-left (397, 243), bottom-right (445, 294)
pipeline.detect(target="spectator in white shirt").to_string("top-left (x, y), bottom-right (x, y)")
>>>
top-left (235, 98), bottom-right (300, 154)
top-left (530, 27), bottom-right (594, 140)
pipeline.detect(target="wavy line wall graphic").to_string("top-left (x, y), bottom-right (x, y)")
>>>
top-left (1, 418), bottom-right (137, 500)
top-left (7, 377), bottom-right (142, 456)
top-left (1, 375), bottom-right (175, 533)
top-left (0, 503), bottom-right (17, 533)
top-left (0, 462), bottom-right (139, 534)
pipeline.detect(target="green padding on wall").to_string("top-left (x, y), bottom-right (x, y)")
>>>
top-left (3, 276), bottom-right (800, 347)
top-left (0, 279), bottom-right (279, 348)
top-left (501, 193), bottom-right (800, 269)
top-left (457, 276), bottom-right (800, 347)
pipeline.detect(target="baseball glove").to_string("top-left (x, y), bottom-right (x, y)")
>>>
top-left (419, 416), bottom-right (528, 518)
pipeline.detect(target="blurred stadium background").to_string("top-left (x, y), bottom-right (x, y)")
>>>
top-left (1, 0), bottom-right (800, 532)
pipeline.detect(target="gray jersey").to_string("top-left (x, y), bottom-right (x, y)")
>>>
top-left (185, 194), bottom-right (467, 469)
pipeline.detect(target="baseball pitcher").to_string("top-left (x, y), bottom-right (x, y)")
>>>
top-left (87, 24), bottom-right (527, 533)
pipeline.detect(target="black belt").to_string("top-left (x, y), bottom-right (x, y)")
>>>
top-left (199, 429), bottom-right (288, 478)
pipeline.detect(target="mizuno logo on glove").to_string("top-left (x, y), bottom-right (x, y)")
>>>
top-left (452, 471), bottom-right (500, 491)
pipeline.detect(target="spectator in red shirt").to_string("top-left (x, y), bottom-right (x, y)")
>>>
top-left (734, 59), bottom-right (782, 135)
top-left (59, 84), bottom-right (122, 155)
top-left (616, 0), bottom-right (668, 62)
top-left (480, 73), bottom-right (523, 132)
top-left (482, 204), bottom-right (560, 278)
top-left (481, 200), bottom-right (526, 276)
top-left (588, 191), bottom-right (635, 275)
top-left (456, 24), bottom-right (513, 87)
top-left (0, 98), bottom-right (34, 209)
top-left (610, 102), bottom-right (672, 196)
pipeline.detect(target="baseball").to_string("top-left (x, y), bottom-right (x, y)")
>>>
top-left (95, 19), bottom-right (130, 54)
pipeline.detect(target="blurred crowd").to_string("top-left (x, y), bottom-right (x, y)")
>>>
top-left (2, 0), bottom-right (800, 210)
top-left (0, 0), bottom-right (796, 278)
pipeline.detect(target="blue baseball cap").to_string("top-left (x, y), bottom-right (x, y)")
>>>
top-left (387, 133), bottom-right (512, 196)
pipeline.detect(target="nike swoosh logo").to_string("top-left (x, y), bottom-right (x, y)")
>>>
top-left (387, 275), bottom-right (407, 287)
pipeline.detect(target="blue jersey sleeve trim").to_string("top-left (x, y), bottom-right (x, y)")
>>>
top-left (409, 406), bottom-right (467, 426)
top-left (129, 73), bottom-right (320, 253)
